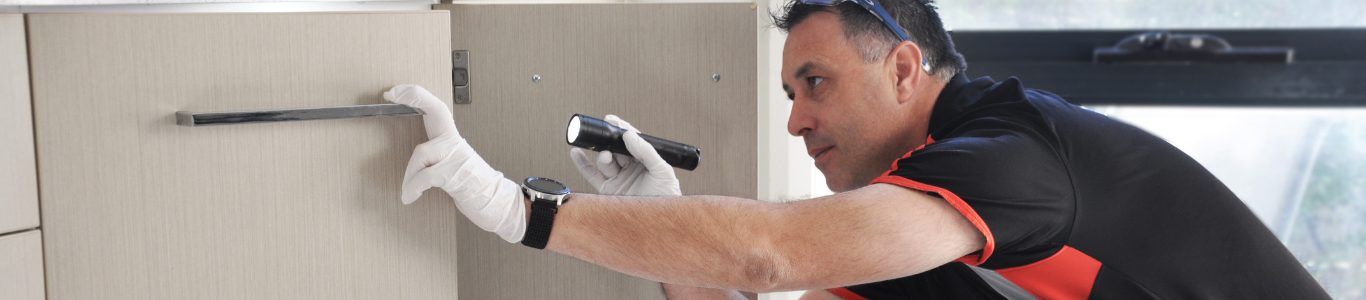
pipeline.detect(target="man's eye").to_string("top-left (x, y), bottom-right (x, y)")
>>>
top-left (807, 77), bottom-right (824, 88)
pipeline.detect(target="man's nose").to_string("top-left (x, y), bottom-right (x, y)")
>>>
top-left (787, 102), bottom-right (814, 137)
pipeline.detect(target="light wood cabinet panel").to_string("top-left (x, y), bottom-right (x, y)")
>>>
top-left (0, 14), bottom-right (40, 235)
top-left (0, 230), bottom-right (45, 300)
top-left (28, 12), bottom-right (460, 299)
top-left (436, 4), bottom-right (758, 299)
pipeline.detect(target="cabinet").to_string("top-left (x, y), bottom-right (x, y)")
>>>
top-left (24, 3), bottom-right (757, 299)
top-left (1, 14), bottom-right (39, 236)
top-left (28, 11), bottom-right (460, 299)
top-left (0, 230), bottom-right (45, 300)
top-left (438, 4), bottom-right (757, 299)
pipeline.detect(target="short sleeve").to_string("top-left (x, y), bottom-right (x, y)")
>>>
top-left (872, 117), bottom-right (1075, 269)
top-left (828, 262), bottom-right (1008, 299)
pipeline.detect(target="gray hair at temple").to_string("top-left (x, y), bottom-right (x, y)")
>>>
top-left (771, 0), bottom-right (967, 80)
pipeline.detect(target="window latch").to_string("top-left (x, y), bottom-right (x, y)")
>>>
top-left (1093, 31), bottom-right (1293, 64)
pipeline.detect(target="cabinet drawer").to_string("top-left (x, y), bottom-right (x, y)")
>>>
top-left (28, 12), bottom-right (458, 299)
top-left (1, 14), bottom-right (39, 235)
top-left (0, 230), bottom-right (45, 300)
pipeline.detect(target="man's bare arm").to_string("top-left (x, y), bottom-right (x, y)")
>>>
top-left (545, 183), bottom-right (986, 293)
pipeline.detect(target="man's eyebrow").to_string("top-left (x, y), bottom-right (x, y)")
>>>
top-left (780, 62), bottom-right (818, 99)
top-left (793, 62), bottom-right (817, 80)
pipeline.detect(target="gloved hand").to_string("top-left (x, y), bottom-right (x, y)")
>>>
top-left (569, 115), bottom-right (682, 197)
top-left (384, 84), bottom-right (526, 243)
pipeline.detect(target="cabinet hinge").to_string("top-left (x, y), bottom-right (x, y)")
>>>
top-left (453, 50), bottom-right (471, 104)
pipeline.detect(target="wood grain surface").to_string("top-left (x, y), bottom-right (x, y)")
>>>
top-left (436, 3), bottom-right (758, 299)
top-left (0, 230), bottom-right (45, 300)
top-left (0, 14), bottom-right (40, 235)
top-left (28, 11), bottom-right (460, 299)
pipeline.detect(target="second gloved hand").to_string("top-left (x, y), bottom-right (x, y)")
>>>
top-left (570, 115), bottom-right (682, 197)
top-left (385, 84), bottom-right (526, 244)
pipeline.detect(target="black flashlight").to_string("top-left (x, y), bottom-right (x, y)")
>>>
top-left (566, 114), bottom-right (700, 171)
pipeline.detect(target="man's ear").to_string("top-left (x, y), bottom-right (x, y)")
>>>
top-left (888, 41), bottom-right (925, 105)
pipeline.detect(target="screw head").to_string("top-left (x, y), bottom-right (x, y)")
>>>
top-left (711, 74), bottom-right (721, 82)
top-left (533, 75), bottom-right (542, 83)
top-left (454, 52), bottom-right (463, 60)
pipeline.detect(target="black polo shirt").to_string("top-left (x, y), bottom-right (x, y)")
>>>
top-left (828, 74), bottom-right (1328, 299)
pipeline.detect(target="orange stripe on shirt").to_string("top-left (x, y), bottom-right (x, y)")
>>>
top-left (996, 245), bottom-right (1103, 300)
top-left (827, 287), bottom-right (870, 300)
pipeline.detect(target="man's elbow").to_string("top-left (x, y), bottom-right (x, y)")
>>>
top-left (733, 204), bottom-right (799, 293)
top-left (735, 240), bottom-right (797, 293)
top-left (734, 252), bottom-right (776, 292)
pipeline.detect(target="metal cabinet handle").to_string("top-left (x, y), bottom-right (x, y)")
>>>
top-left (176, 104), bottom-right (423, 127)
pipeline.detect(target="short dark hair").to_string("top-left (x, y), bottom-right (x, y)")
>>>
top-left (772, 0), bottom-right (967, 79)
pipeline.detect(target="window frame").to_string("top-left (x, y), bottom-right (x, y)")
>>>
top-left (950, 29), bottom-right (1366, 106)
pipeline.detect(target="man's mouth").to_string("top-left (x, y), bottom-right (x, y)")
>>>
top-left (808, 146), bottom-right (833, 160)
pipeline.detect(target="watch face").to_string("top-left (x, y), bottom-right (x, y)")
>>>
top-left (524, 177), bottom-right (570, 195)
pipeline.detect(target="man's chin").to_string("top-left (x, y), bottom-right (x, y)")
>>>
top-left (816, 165), bottom-right (863, 192)
top-left (822, 176), bottom-right (858, 193)
top-left (820, 170), bottom-right (883, 193)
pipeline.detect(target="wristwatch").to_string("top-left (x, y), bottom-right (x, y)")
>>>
top-left (520, 177), bottom-right (570, 249)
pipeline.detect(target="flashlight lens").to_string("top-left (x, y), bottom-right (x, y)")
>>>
top-left (567, 115), bottom-right (581, 143)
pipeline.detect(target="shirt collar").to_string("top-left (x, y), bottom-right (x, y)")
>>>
top-left (926, 72), bottom-right (974, 136)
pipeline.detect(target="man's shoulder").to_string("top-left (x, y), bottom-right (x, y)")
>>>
top-left (934, 75), bottom-right (1130, 151)
top-left (932, 76), bottom-right (1069, 140)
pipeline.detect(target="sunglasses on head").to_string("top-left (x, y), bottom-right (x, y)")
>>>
top-left (801, 0), bottom-right (932, 73)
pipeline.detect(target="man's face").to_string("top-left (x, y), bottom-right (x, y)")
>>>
top-left (782, 12), bottom-right (929, 192)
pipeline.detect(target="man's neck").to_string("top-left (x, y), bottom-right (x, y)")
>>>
top-left (909, 76), bottom-right (952, 146)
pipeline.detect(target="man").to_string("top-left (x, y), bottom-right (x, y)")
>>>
top-left (382, 0), bottom-right (1329, 298)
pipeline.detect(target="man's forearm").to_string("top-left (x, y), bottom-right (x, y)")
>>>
top-left (546, 193), bottom-right (783, 292)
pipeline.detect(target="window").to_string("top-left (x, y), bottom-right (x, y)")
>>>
top-left (1093, 106), bottom-right (1366, 298)
top-left (951, 24), bottom-right (1366, 297)
top-left (937, 0), bottom-right (1366, 30)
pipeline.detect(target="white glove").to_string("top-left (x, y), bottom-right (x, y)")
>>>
top-left (384, 84), bottom-right (526, 243)
top-left (569, 115), bottom-right (682, 197)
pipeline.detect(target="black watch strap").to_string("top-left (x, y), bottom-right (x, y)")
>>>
top-left (521, 199), bottom-right (558, 249)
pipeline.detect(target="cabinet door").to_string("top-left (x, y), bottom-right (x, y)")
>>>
top-left (0, 230), bottom-right (45, 300)
top-left (436, 4), bottom-right (758, 299)
top-left (28, 12), bottom-right (459, 299)
top-left (0, 14), bottom-right (39, 235)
